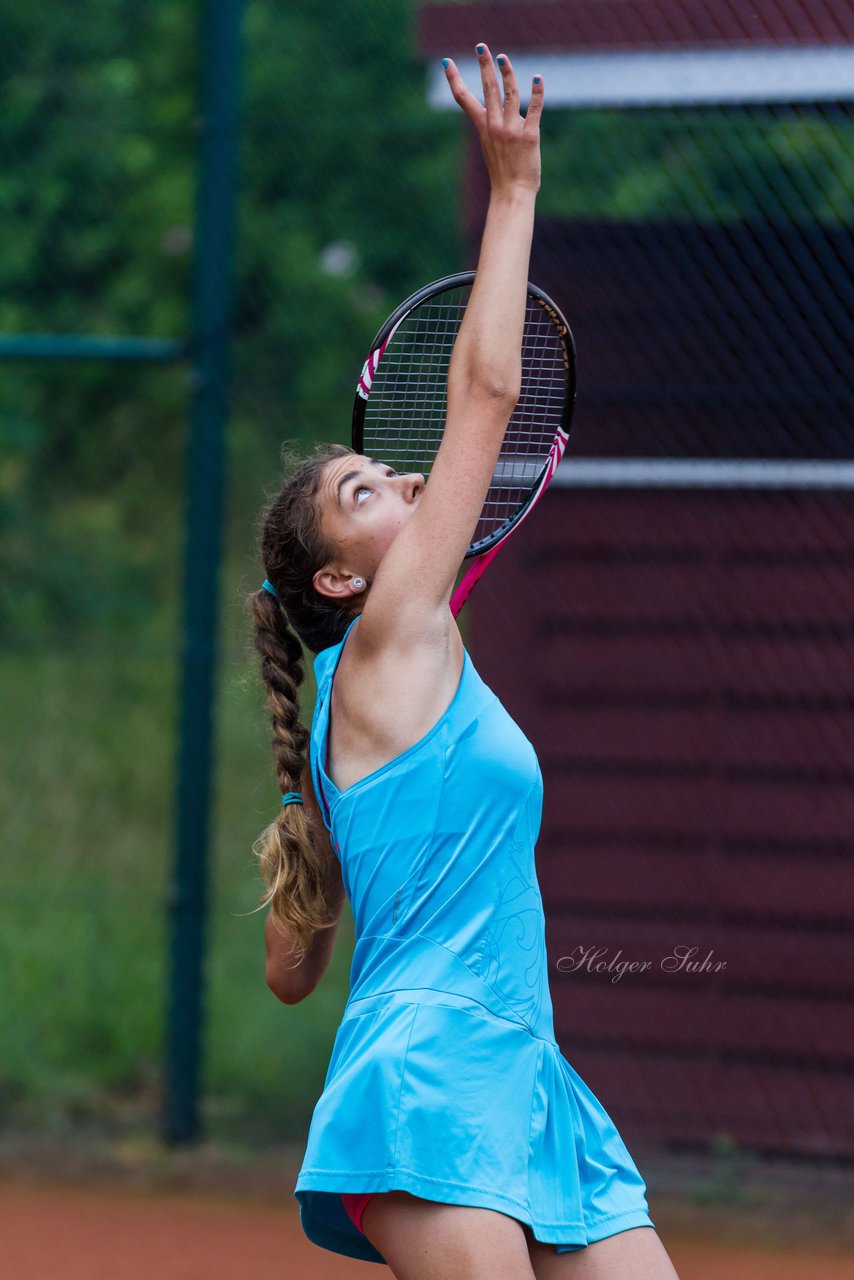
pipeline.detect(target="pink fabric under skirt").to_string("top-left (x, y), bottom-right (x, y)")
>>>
top-left (340, 1191), bottom-right (376, 1234)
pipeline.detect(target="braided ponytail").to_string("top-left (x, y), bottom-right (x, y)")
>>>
top-left (251, 442), bottom-right (359, 966)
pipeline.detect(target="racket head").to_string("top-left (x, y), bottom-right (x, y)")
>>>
top-left (352, 270), bottom-right (576, 559)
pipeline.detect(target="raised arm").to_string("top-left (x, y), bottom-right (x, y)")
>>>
top-left (444, 46), bottom-right (542, 403)
top-left (356, 46), bottom-right (544, 647)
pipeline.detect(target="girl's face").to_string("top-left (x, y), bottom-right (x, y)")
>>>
top-left (313, 454), bottom-right (425, 605)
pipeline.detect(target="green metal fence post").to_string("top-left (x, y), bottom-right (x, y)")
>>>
top-left (163, 0), bottom-right (245, 1145)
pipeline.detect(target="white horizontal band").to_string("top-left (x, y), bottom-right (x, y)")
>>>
top-left (550, 458), bottom-right (854, 489)
top-left (428, 48), bottom-right (854, 109)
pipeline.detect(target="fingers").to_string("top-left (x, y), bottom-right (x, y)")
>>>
top-left (444, 48), bottom-right (543, 130)
top-left (523, 73), bottom-right (544, 134)
top-left (474, 42), bottom-right (503, 128)
top-left (442, 57), bottom-right (486, 131)
top-left (495, 53), bottom-right (519, 116)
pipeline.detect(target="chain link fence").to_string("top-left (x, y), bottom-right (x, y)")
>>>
top-left (419, 0), bottom-right (854, 1188)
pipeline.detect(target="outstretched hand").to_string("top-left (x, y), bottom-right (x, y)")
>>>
top-left (443, 43), bottom-right (543, 196)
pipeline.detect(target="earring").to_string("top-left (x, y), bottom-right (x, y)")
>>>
top-left (352, 577), bottom-right (365, 590)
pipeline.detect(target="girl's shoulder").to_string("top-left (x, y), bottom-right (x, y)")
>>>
top-left (323, 617), bottom-right (465, 794)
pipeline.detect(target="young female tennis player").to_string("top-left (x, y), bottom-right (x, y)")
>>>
top-left (252, 44), bottom-right (681, 1280)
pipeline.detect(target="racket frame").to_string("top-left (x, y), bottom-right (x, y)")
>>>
top-left (351, 269), bottom-right (576, 614)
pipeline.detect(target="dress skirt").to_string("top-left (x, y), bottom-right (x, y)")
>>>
top-left (294, 988), bottom-right (654, 1266)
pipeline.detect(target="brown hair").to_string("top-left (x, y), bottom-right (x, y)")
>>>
top-left (251, 440), bottom-right (359, 968)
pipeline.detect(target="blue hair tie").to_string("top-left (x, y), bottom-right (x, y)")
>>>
top-left (262, 578), bottom-right (278, 598)
top-left (281, 792), bottom-right (303, 807)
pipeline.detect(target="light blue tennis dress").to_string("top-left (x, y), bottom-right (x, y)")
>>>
top-left (294, 614), bottom-right (654, 1265)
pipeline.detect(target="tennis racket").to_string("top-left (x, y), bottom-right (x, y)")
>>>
top-left (352, 270), bottom-right (576, 618)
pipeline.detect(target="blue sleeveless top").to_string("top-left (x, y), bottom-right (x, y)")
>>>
top-left (294, 614), bottom-right (653, 1264)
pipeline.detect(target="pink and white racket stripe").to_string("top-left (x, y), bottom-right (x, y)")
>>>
top-left (357, 333), bottom-right (394, 399)
top-left (449, 423), bottom-right (569, 617)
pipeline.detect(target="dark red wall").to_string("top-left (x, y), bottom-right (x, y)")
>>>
top-left (421, 0), bottom-right (854, 1159)
top-left (418, 1), bottom-right (854, 52)
top-left (469, 486), bottom-right (854, 1158)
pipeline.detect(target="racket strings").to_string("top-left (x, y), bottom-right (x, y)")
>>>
top-left (361, 285), bottom-right (570, 549)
